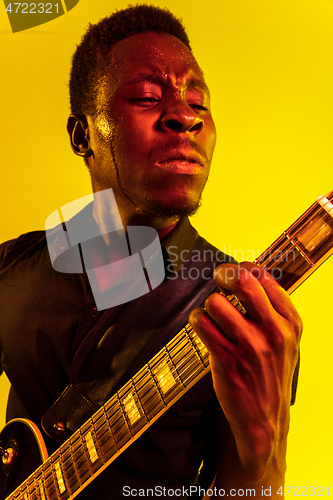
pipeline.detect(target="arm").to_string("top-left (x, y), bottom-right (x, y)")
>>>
top-left (189, 262), bottom-right (302, 499)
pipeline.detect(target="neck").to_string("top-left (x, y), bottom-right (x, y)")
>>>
top-left (92, 188), bottom-right (180, 245)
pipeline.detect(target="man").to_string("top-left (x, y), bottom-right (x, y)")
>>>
top-left (0, 5), bottom-right (301, 498)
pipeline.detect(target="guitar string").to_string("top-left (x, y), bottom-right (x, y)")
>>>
top-left (50, 225), bottom-right (324, 491)
top-left (11, 294), bottom-right (209, 496)
top-left (44, 348), bottom-right (205, 496)
top-left (12, 195), bottom-right (333, 499)
top-left (257, 198), bottom-right (333, 270)
top-left (88, 197), bottom-right (333, 456)
top-left (16, 331), bottom-right (207, 499)
top-left (24, 234), bottom-right (317, 499)
top-left (12, 259), bottom-right (317, 498)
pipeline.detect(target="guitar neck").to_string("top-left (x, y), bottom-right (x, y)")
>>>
top-left (255, 192), bottom-right (333, 292)
top-left (7, 191), bottom-right (333, 500)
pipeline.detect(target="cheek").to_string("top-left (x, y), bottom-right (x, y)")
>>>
top-left (113, 116), bottom-right (154, 163)
top-left (206, 120), bottom-right (217, 159)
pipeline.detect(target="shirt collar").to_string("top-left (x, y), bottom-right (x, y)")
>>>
top-left (161, 217), bottom-right (198, 274)
top-left (45, 203), bottom-right (197, 276)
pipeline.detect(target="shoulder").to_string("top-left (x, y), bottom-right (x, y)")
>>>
top-left (0, 231), bottom-right (46, 270)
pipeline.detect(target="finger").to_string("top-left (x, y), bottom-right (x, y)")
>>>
top-left (190, 295), bottom-right (248, 347)
top-left (240, 262), bottom-right (303, 334)
top-left (188, 306), bottom-right (238, 352)
top-left (213, 263), bottom-right (277, 323)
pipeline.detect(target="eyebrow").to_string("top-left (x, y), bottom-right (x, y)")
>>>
top-left (124, 73), bottom-right (210, 96)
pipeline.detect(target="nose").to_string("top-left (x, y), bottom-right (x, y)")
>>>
top-left (159, 99), bottom-right (204, 134)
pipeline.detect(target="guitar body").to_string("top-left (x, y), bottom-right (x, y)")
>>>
top-left (0, 419), bottom-right (47, 500)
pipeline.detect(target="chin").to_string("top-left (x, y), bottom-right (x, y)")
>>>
top-left (144, 196), bottom-right (202, 219)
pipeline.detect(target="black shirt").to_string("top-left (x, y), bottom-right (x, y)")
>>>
top-left (0, 209), bottom-right (235, 499)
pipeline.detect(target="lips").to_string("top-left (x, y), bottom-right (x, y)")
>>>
top-left (155, 151), bottom-right (205, 175)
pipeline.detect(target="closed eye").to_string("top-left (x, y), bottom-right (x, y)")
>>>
top-left (189, 103), bottom-right (208, 111)
top-left (130, 98), bottom-right (160, 104)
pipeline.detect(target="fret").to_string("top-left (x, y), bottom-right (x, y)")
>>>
top-left (80, 420), bottom-right (105, 475)
top-left (256, 234), bottom-right (313, 291)
top-left (41, 461), bottom-right (61, 500)
top-left (148, 349), bottom-right (188, 404)
top-left (19, 485), bottom-right (30, 500)
top-left (284, 232), bottom-right (315, 266)
top-left (53, 460), bottom-right (66, 495)
top-left (146, 360), bottom-right (168, 409)
top-left (122, 392), bottom-right (141, 425)
top-left (288, 196), bottom-right (333, 244)
top-left (184, 324), bottom-right (209, 364)
top-left (37, 476), bottom-right (47, 500)
top-left (104, 397), bottom-right (132, 448)
top-left (166, 329), bottom-right (188, 354)
top-left (117, 381), bottom-right (148, 434)
top-left (130, 377), bottom-right (149, 422)
top-left (92, 405), bottom-right (118, 461)
top-left (152, 357), bottom-right (187, 404)
top-left (178, 354), bottom-right (207, 387)
top-left (84, 430), bottom-right (99, 465)
top-left (255, 194), bottom-right (333, 293)
top-left (255, 233), bottom-right (295, 268)
top-left (114, 392), bottom-right (134, 444)
top-left (26, 475), bottom-right (38, 500)
top-left (103, 398), bottom-right (120, 451)
top-left (118, 383), bottom-right (140, 423)
top-left (164, 332), bottom-right (193, 369)
top-left (149, 343), bottom-right (201, 401)
top-left (164, 346), bottom-right (186, 388)
top-left (92, 409), bottom-right (118, 462)
top-left (137, 380), bottom-right (167, 419)
top-left (288, 204), bottom-right (333, 265)
top-left (166, 334), bottom-right (205, 387)
top-left (32, 473), bottom-right (42, 500)
top-left (58, 444), bottom-right (81, 496)
top-left (153, 359), bottom-right (177, 394)
top-left (131, 365), bottom-right (152, 393)
top-left (167, 330), bottom-right (201, 368)
top-left (132, 367), bottom-right (166, 420)
top-left (70, 432), bottom-right (92, 485)
top-left (318, 194), bottom-right (333, 213)
top-left (7, 192), bottom-right (332, 500)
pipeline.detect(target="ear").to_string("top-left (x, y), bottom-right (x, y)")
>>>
top-left (67, 114), bottom-right (93, 158)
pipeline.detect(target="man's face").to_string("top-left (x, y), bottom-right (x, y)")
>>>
top-left (87, 32), bottom-right (216, 223)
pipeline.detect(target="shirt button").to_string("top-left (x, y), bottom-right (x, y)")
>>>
top-left (56, 238), bottom-right (65, 251)
top-left (90, 307), bottom-right (98, 317)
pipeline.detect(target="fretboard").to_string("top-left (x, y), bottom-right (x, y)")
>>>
top-left (7, 191), bottom-right (333, 500)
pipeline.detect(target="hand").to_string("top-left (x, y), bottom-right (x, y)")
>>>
top-left (189, 262), bottom-right (302, 481)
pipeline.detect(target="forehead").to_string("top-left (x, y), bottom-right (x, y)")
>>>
top-left (105, 32), bottom-right (207, 90)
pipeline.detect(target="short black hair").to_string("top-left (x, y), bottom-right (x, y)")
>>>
top-left (69, 4), bottom-right (191, 116)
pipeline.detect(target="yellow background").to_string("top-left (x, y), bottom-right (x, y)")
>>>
top-left (0, 0), bottom-right (332, 490)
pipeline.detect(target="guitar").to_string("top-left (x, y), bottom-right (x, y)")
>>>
top-left (1, 192), bottom-right (333, 500)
